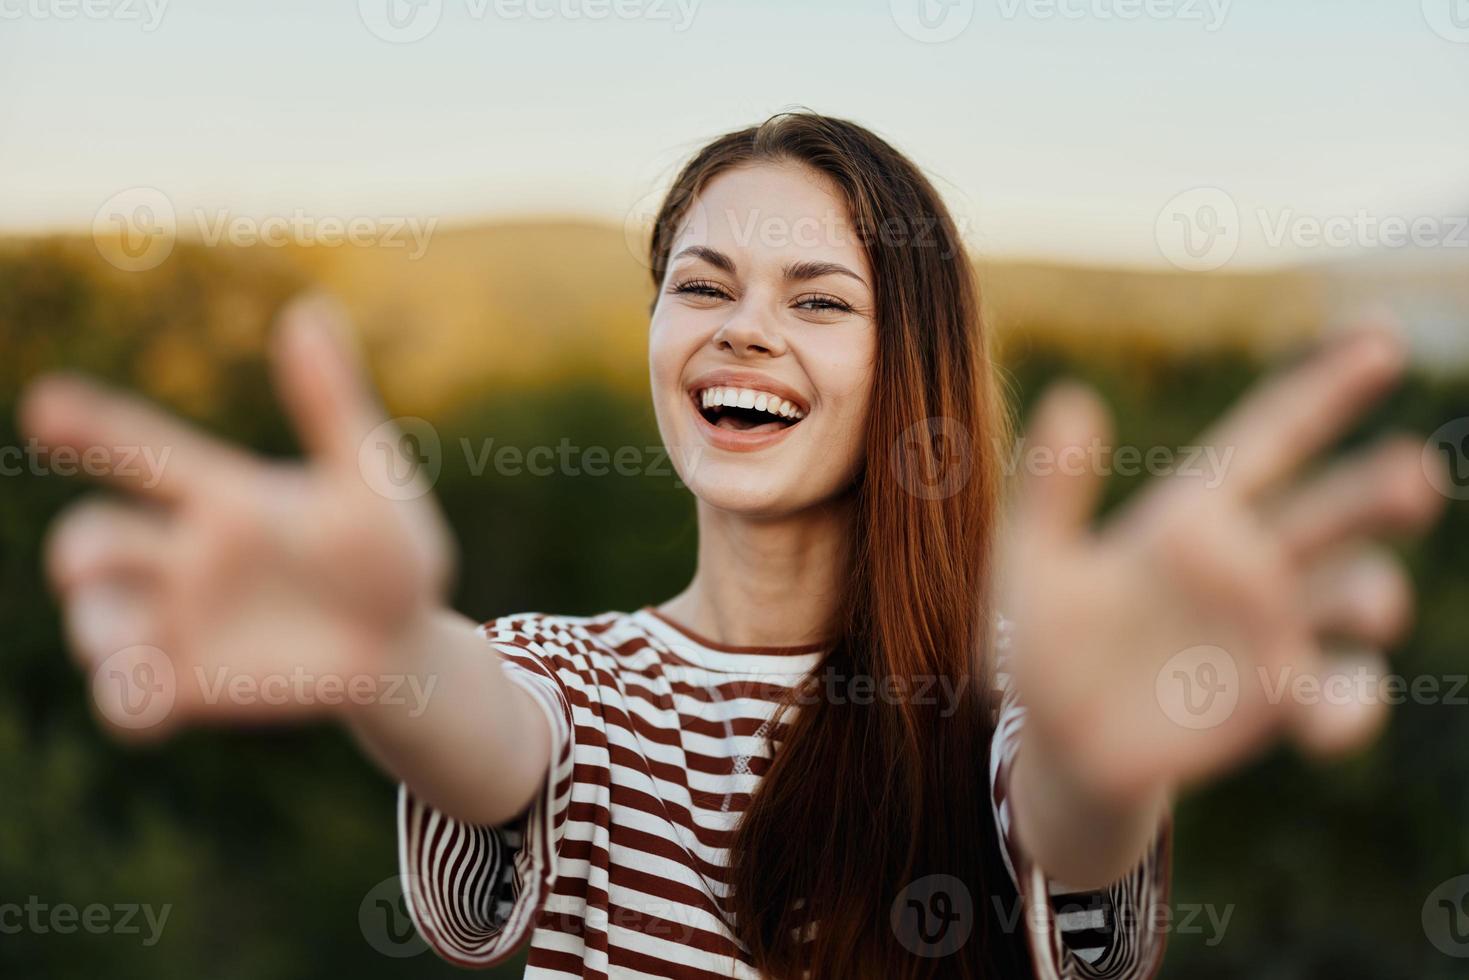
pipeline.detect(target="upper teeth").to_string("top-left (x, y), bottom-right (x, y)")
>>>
top-left (698, 386), bottom-right (805, 420)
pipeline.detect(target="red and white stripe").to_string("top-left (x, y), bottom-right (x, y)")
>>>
top-left (398, 609), bottom-right (1170, 978)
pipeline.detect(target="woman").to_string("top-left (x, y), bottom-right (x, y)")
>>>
top-left (22, 112), bottom-right (1444, 978)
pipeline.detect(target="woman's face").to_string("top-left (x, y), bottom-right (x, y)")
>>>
top-left (649, 162), bottom-right (878, 518)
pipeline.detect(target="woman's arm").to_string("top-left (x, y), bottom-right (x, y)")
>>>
top-left (1000, 325), bottom-right (1445, 889)
top-left (22, 294), bottom-right (551, 828)
top-left (343, 608), bottom-right (552, 827)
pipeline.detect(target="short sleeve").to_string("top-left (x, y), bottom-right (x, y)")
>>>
top-left (989, 621), bottom-right (1172, 980)
top-left (397, 621), bottom-right (578, 967)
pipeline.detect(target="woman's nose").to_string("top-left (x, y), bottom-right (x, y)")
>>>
top-left (712, 308), bottom-right (787, 357)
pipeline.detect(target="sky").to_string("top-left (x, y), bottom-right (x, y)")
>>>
top-left (2, 0), bottom-right (1467, 269)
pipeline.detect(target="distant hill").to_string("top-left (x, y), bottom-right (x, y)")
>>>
top-left (1317, 242), bottom-right (1469, 374)
top-left (6, 219), bottom-right (1461, 420)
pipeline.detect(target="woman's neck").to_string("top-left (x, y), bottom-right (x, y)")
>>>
top-left (658, 496), bottom-right (853, 649)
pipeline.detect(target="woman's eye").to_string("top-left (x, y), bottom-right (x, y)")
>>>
top-left (794, 294), bottom-right (853, 314)
top-left (671, 280), bottom-right (731, 301)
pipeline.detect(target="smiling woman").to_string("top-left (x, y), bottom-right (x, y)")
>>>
top-left (17, 111), bottom-right (1445, 980)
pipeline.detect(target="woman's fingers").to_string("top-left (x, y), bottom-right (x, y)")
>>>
top-left (1287, 648), bottom-right (1393, 758)
top-left (1270, 436), bottom-right (1445, 564)
top-left (18, 373), bottom-right (245, 503)
top-left (1302, 546), bottom-right (1415, 649)
top-left (1284, 547), bottom-right (1413, 758)
top-left (271, 292), bottom-right (387, 474)
top-left (1014, 382), bottom-right (1114, 543)
top-left (46, 497), bottom-right (173, 594)
top-left (62, 578), bottom-right (163, 670)
top-left (1205, 326), bottom-right (1406, 500)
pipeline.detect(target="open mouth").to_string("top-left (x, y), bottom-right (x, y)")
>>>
top-left (693, 385), bottom-right (806, 435)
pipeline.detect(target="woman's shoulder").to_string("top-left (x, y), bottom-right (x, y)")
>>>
top-left (478, 608), bottom-right (635, 645)
top-left (475, 607), bottom-right (677, 662)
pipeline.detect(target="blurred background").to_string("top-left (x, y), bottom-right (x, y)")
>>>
top-left (2, 1), bottom-right (1468, 977)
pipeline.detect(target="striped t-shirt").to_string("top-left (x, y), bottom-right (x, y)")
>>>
top-left (397, 608), bottom-right (1171, 978)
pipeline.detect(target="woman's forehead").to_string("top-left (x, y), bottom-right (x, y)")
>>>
top-left (671, 162), bottom-right (869, 274)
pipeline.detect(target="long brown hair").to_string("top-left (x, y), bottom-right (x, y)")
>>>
top-left (648, 111), bottom-right (1029, 979)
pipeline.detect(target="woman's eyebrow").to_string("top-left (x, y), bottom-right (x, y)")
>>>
top-left (671, 245), bottom-right (736, 274)
top-left (670, 247), bottom-right (868, 290)
top-left (782, 259), bottom-right (868, 289)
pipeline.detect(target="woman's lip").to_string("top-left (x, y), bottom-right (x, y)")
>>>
top-left (689, 395), bottom-right (802, 452)
top-left (686, 373), bottom-right (810, 416)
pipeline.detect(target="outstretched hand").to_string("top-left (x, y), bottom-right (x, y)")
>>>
top-left (21, 295), bottom-right (455, 738)
top-left (1003, 325), bottom-right (1446, 809)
